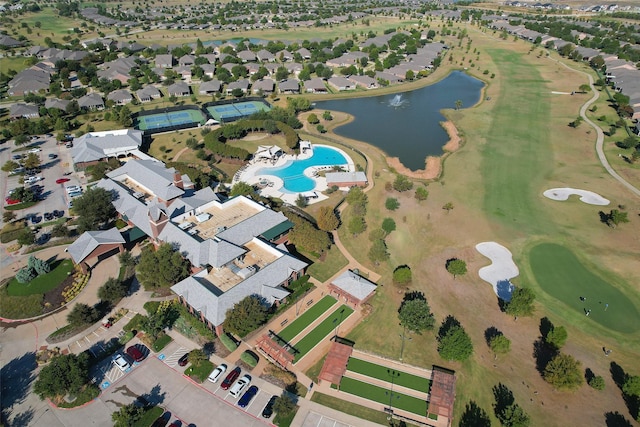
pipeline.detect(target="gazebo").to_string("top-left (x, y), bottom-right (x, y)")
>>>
top-left (254, 145), bottom-right (283, 162)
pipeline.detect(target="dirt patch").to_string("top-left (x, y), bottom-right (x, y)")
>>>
top-left (242, 133), bottom-right (270, 141)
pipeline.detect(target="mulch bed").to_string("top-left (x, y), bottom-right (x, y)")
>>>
top-left (42, 274), bottom-right (75, 313)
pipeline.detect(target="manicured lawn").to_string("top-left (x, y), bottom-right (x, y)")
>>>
top-left (185, 360), bottom-right (214, 383)
top-left (292, 305), bottom-right (353, 362)
top-left (338, 377), bottom-right (428, 416)
top-left (132, 406), bottom-right (164, 427)
top-left (6, 259), bottom-right (74, 296)
top-left (346, 358), bottom-right (431, 393)
top-left (529, 243), bottom-right (640, 333)
top-left (310, 392), bottom-right (391, 425)
top-left (279, 295), bottom-right (337, 342)
top-left (304, 245), bottom-right (349, 283)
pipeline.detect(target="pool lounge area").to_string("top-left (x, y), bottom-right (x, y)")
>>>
top-left (233, 142), bottom-right (357, 205)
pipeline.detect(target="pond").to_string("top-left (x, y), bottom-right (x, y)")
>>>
top-left (316, 71), bottom-right (484, 171)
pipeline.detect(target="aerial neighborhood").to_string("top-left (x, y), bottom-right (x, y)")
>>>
top-left (1, 1), bottom-right (640, 427)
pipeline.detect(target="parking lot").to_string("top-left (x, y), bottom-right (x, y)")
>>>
top-left (1, 135), bottom-right (81, 230)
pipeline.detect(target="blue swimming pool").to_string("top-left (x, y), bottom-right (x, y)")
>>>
top-left (257, 146), bottom-right (348, 193)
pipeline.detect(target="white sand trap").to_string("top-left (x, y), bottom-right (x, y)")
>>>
top-left (475, 242), bottom-right (519, 301)
top-left (543, 188), bottom-right (610, 206)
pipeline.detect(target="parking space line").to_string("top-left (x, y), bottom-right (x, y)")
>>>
top-left (245, 389), bottom-right (260, 411)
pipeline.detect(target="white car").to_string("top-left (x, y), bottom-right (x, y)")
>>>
top-left (113, 354), bottom-right (130, 372)
top-left (229, 374), bottom-right (251, 397)
top-left (66, 185), bottom-right (81, 193)
top-left (24, 176), bottom-right (42, 184)
top-left (28, 148), bottom-right (41, 153)
top-left (207, 363), bottom-right (227, 383)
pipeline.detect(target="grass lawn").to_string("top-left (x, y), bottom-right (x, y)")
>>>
top-left (6, 259), bottom-right (74, 296)
top-left (346, 358), bottom-right (431, 393)
top-left (0, 287), bottom-right (44, 319)
top-left (292, 305), bottom-right (353, 362)
top-left (310, 392), bottom-right (391, 425)
top-left (304, 245), bottom-right (349, 283)
top-left (529, 243), bottom-right (640, 333)
top-left (279, 295), bottom-right (337, 342)
top-left (337, 377), bottom-right (427, 416)
top-left (273, 406), bottom-right (297, 427)
top-left (185, 360), bottom-right (214, 383)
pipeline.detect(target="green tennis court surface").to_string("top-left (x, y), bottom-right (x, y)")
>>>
top-left (206, 100), bottom-right (271, 122)
top-left (338, 377), bottom-right (428, 416)
top-left (292, 305), bottom-right (353, 362)
top-left (136, 108), bottom-right (206, 131)
top-left (279, 295), bottom-right (337, 342)
top-left (346, 358), bottom-right (431, 393)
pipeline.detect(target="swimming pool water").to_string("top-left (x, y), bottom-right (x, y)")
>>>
top-left (258, 146), bottom-right (347, 193)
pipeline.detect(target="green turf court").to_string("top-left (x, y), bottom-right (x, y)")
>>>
top-left (346, 358), bottom-right (431, 393)
top-left (135, 108), bottom-right (206, 131)
top-left (529, 243), bottom-right (640, 333)
top-left (279, 295), bottom-right (338, 342)
top-left (292, 305), bottom-right (354, 362)
top-left (206, 100), bottom-right (271, 122)
top-left (337, 377), bottom-right (428, 416)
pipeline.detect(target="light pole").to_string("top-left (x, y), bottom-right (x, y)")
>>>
top-left (399, 326), bottom-right (412, 362)
top-left (386, 369), bottom-right (401, 421)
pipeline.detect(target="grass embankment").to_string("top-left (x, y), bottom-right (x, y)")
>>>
top-left (336, 377), bottom-right (427, 416)
top-left (278, 295), bottom-right (337, 342)
top-left (292, 305), bottom-right (353, 362)
top-left (346, 358), bottom-right (431, 393)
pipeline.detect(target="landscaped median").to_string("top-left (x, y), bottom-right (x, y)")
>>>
top-left (291, 305), bottom-right (353, 362)
top-left (334, 377), bottom-right (428, 416)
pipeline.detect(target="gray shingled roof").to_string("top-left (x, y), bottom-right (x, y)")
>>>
top-left (331, 270), bottom-right (377, 301)
top-left (67, 227), bottom-right (125, 264)
top-left (96, 179), bottom-right (154, 237)
top-left (106, 159), bottom-right (184, 201)
top-left (71, 129), bottom-right (142, 163)
top-left (216, 209), bottom-right (290, 246)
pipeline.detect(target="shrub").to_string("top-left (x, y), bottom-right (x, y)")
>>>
top-left (588, 375), bottom-right (605, 391)
top-left (241, 350), bottom-right (259, 367)
top-left (28, 256), bottom-right (50, 275)
top-left (219, 333), bottom-right (238, 351)
top-left (16, 266), bottom-right (37, 283)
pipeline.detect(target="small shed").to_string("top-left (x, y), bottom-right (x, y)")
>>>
top-left (328, 269), bottom-right (376, 307)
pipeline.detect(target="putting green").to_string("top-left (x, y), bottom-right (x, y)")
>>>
top-left (529, 243), bottom-right (639, 333)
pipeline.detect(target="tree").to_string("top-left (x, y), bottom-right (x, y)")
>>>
top-left (368, 238), bottom-right (389, 264)
top-left (188, 348), bottom-right (207, 365)
top-left (393, 266), bottom-right (412, 287)
top-left (273, 394), bottom-right (296, 417)
top-left (33, 353), bottom-right (90, 399)
top-left (316, 206), bottom-right (339, 231)
top-left (607, 209), bottom-right (629, 228)
top-left (446, 258), bottom-right (467, 279)
top-left (28, 255), bottom-right (50, 275)
top-left (98, 278), bottom-right (129, 303)
top-left (385, 197), bottom-right (399, 210)
top-left (489, 334), bottom-right (511, 359)
top-left (392, 174), bottom-right (413, 192)
top-left (346, 186), bottom-right (367, 216)
top-left (437, 318), bottom-right (473, 361)
top-left (16, 267), bottom-right (37, 283)
top-left (287, 214), bottom-right (331, 253)
top-left (73, 187), bottom-right (117, 233)
top-left (579, 84), bottom-right (590, 93)
top-left (230, 182), bottom-right (255, 197)
top-left (137, 244), bottom-right (191, 289)
top-left (307, 113), bottom-right (319, 124)
top-left (545, 325), bottom-right (567, 349)
top-left (51, 224), bottom-right (69, 238)
top-left (2, 211), bottom-right (17, 223)
top-left (322, 110), bottom-right (333, 121)
top-left (112, 402), bottom-right (145, 427)
top-left (1, 160), bottom-right (19, 172)
top-left (460, 400), bottom-right (491, 427)
top-left (295, 193), bottom-right (308, 208)
top-left (67, 303), bottom-right (99, 326)
top-left (381, 217), bottom-right (396, 234)
top-left (347, 216), bottom-right (366, 236)
top-left (623, 375), bottom-right (640, 398)
top-left (316, 124), bottom-right (326, 133)
top-left (442, 202), bottom-right (454, 213)
top-left (455, 99), bottom-right (463, 110)
top-left (543, 353), bottom-right (583, 390)
top-left (497, 403), bottom-right (530, 427)
top-left (505, 287), bottom-right (535, 320)
top-left (588, 375), bottom-right (605, 391)
top-left (398, 298), bottom-right (434, 333)
top-left (414, 186), bottom-right (429, 201)
top-left (17, 229), bottom-right (35, 246)
top-left (224, 295), bottom-right (269, 337)
top-left (24, 153), bottom-right (41, 169)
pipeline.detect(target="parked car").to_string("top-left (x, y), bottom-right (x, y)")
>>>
top-left (56, 178), bottom-right (71, 184)
top-left (48, 153), bottom-right (58, 159)
top-left (113, 354), bottom-right (130, 372)
top-left (221, 367), bottom-right (241, 390)
top-left (229, 374), bottom-right (251, 398)
top-left (126, 345), bottom-right (146, 363)
top-left (28, 148), bottom-right (41, 153)
top-left (44, 212), bottom-right (53, 221)
top-left (53, 210), bottom-right (64, 218)
top-left (151, 412), bottom-right (171, 427)
top-left (177, 353), bottom-right (189, 367)
top-left (5, 197), bottom-right (20, 205)
top-left (30, 215), bottom-right (42, 224)
top-left (37, 233), bottom-right (50, 244)
top-left (238, 385), bottom-right (258, 408)
top-left (12, 154), bottom-right (22, 160)
top-left (24, 176), bottom-right (42, 184)
top-left (68, 191), bottom-right (83, 198)
top-left (66, 185), bottom-right (81, 193)
top-left (207, 364), bottom-right (227, 383)
top-left (262, 395), bottom-right (277, 418)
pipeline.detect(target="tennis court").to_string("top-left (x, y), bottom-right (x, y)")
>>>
top-left (135, 108), bottom-right (206, 131)
top-left (291, 305), bottom-right (353, 363)
top-left (206, 100), bottom-right (271, 122)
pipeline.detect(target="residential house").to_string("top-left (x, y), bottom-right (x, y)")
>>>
top-left (226, 79), bottom-right (250, 95)
top-left (179, 54), bottom-right (196, 67)
top-left (296, 48), bottom-right (311, 60)
top-left (9, 103), bottom-right (40, 119)
top-left (155, 54), bottom-right (174, 68)
top-left (0, 35), bottom-right (22, 48)
top-left (257, 49), bottom-right (276, 62)
top-left (252, 79), bottom-right (275, 95)
top-left (328, 76), bottom-right (356, 91)
top-left (107, 89), bottom-right (133, 105)
top-left (201, 64), bottom-right (216, 78)
top-left (305, 78), bottom-right (327, 93)
top-left (136, 85), bottom-right (162, 103)
top-left (167, 82), bottom-right (190, 97)
top-left (7, 68), bottom-right (51, 96)
top-left (237, 50), bottom-right (257, 62)
top-left (375, 71), bottom-right (403, 85)
top-left (348, 75), bottom-right (378, 89)
top-left (44, 98), bottom-right (71, 112)
top-left (199, 80), bottom-right (222, 95)
top-left (278, 79), bottom-right (300, 94)
top-left (277, 50), bottom-right (293, 62)
top-left (78, 93), bottom-right (105, 110)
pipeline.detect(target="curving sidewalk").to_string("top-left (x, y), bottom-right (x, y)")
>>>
top-left (552, 58), bottom-right (640, 198)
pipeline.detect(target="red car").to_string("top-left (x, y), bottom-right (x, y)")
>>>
top-left (5, 197), bottom-right (20, 205)
top-left (126, 345), bottom-right (146, 362)
top-left (56, 178), bottom-right (71, 184)
top-left (221, 367), bottom-right (241, 390)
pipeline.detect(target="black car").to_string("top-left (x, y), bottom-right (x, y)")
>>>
top-left (53, 210), bottom-right (64, 218)
top-left (261, 395), bottom-right (277, 418)
top-left (44, 212), bottom-right (53, 221)
top-left (48, 153), bottom-right (58, 159)
top-left (31, 216), bottom-right (42, 224)
top-left (178, 353), bottom-right (189, 367)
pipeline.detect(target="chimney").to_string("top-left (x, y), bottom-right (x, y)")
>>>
top-left (173, 171), bottom-right (184, 189)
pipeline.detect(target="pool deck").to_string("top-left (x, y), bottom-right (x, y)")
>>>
top-left (233, 143), bottom-right (355, 205)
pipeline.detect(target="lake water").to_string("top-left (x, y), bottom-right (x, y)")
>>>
top-left (316, 71), bottom-right (484, 171)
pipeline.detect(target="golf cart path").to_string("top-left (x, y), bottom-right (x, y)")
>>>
top-left (553, 58), bottom-right (640, 198)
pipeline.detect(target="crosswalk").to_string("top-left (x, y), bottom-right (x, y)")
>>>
top-left (163, 347), bottom-right (189, 368)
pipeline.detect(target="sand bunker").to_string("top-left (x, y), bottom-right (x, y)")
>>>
top-left (543, 188), bottom-right (610, 206)
top-left (475, 242), bottom-right (519, 301)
